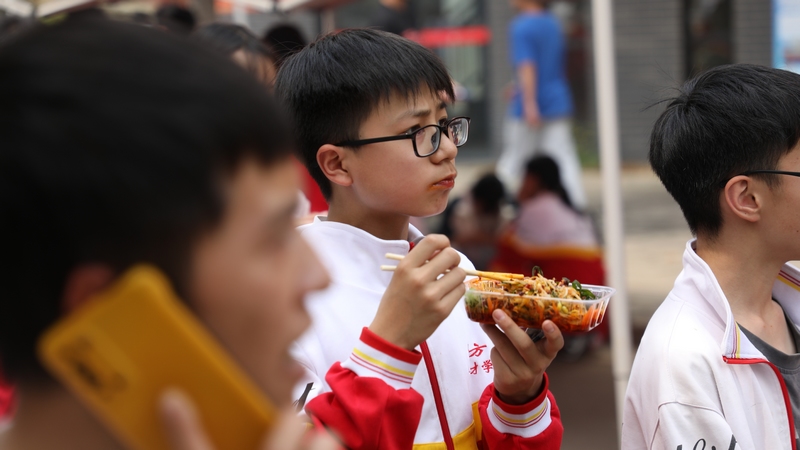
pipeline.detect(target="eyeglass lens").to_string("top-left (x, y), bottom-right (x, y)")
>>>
top-left (413, 118), bottom-right (469, 157)
top-left (449, 119), bottom-right (468, 146)
top-left (415, 126), bottom-right (440, 156)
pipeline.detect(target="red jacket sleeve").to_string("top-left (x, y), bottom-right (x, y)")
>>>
top-left (304, 328), bottom-right (424, 450)
top-left (478, 374), bottom-right (564, 449)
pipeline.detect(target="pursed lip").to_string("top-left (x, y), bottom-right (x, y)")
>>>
top-left (432, 173), bottom-right (457, 188)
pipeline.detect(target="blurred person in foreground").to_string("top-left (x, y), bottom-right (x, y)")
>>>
top-left (623, 64), bottom-right (800, 449)
top-left (495, 0), bottom-right (586, 210)
top-left (0, 17), bottom-right (336, 450)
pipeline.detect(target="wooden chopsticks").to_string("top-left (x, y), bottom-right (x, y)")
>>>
top-left (381, 253), bottom-right (524, 282)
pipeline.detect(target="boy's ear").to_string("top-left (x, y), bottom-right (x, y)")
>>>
top-left (723, 176), bottom-right (762, 223)
top-left (317, 144), bottom-right (354, 188)
top-left (61, 264), bottom-right (115, 313)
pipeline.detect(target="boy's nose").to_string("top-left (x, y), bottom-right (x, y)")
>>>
top-left (432, 131), bottom-right (458, 162)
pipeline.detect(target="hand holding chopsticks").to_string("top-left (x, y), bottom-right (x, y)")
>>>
top-left (368, 235), bottom-right (467, 351)
top-left (382, 253), bottom-right (524, 282)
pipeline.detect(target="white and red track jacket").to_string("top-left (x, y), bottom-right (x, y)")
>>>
top-left (623, 239), bottom-right (800, 450)
top-left (292, 218), bottom-right (563, 450)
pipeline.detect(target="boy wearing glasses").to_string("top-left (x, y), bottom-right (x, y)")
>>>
top-left (623, 64), bottom-right (800, 450)
top-left (275, 29), bottom-right (564, 449)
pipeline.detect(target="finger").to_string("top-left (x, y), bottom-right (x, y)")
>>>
top-left (403, 234), bottom-right (451, 267)
top-left (488, 346), bottom-right (513, 379)
top-left (307, 434), bottom-right (342, 450)
top-left (480, 322), bottom-right (526, 377)
top-left (489, 309), bottom-right (539, 367)
top-left (434, 278), bottom-right (466, 315)
top-left (537, 320), bottom-right (565, 359)
top-left (418, 247), bottom-right (461, 280)
top-left (425, 266), bottom-right (466, 300)
top-left (262, 409), bottom-right (306, 450)
top-left (159, 389), bottom-right (215, 450)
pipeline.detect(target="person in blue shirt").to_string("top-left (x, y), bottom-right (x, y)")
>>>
top-left (496, 0), bottom-right (586, 210)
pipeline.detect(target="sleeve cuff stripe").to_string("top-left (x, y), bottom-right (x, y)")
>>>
top-left (348, 353), bottom-right (413, 384)
top-left (352, 348), bottom-right (416, 378)
top-left (492, 402), bottom-right (548, 428)
top-left (359, 328), bottom-right (421, 365)
top-left (487, 398), bottom-right (552, 438)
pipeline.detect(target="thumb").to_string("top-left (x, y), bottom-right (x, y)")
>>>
top-left (262, 409), bottom-right (306, 450)
top-left (539, 320), bottom-right (564, 359)
top-left (263, 410), bottom-right (343, 450)
top-left (159, 388), bottom-right (215, 450)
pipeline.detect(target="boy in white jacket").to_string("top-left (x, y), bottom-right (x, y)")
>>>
top-left (623, 64), bottom-right (800, 450)
top-left (275, 29), bottom-right (565, 449)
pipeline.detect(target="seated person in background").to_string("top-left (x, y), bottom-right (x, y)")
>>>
top-left (514, 156), bottom-right (596, 247)
top-left (438, 173), bottom-right (511, 270)
top-left (491, 155), bottom-right (602, 283)
top-left (490, 156), bottom-right (605, 357)
top-left (0, 17), bottom-right (335, 450)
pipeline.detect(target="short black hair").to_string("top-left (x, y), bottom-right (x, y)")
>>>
top-left (650, 64), bottom-right (800, 237)
top-left (193, 22), bottom-right (275, 82)
top-left (0, 17), bottom-right (292, 380)
top-left (274, 28), bottom-right (454, 199)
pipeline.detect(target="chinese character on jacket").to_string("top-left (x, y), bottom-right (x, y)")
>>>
top-left (469, 343), bottom-right (487, 358)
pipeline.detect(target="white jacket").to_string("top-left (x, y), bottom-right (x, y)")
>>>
top-left (292, 218), bottom-right (561, 449)
top-left (622, 239), bottom-right (800, 450)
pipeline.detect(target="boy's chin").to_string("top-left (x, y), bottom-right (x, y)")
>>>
top-left (414, 205), bottom-right (448, 219)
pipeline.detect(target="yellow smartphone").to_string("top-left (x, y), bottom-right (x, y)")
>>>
top-left (38, 265), bottom-right (276, 450)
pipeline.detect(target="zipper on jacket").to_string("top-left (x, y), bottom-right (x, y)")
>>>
top-left (724, 356), bottom-right (797, 450)
top-left (420, 341), bottom-right (455, 450)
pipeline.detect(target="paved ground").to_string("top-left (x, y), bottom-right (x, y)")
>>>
top-left (442, 161), bottom-right (692, 449)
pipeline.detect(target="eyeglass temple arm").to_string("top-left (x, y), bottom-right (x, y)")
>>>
top-left (336, 134), bottom-right (412, 147)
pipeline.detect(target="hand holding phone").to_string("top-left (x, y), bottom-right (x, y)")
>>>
top-left (38, 265), bottom-right (276, 450)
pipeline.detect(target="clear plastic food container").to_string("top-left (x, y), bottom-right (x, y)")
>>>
top-left (464, 278), bottom-right (615, 332)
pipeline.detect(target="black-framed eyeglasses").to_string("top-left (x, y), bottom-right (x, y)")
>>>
top-left (721, 170), bottom-right (800, 186)
top-left (742, 170), bottom-right (800, 178)
top-left (335, 116), bottom-right (471, 158)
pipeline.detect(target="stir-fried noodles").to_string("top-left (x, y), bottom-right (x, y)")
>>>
top-left (464, 270), bottom-right (608, 332)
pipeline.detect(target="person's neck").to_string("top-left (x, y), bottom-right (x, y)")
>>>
top-left (519, 2), bottom-right (545, 14)
top-left (695, 229), bottom-right (785, 327)
top-left (380, 0), bottom-right (407, 11)
top-left (326, 197), bottom-right (410, 242)
top-left (0, 381), bottom-right (123, 450)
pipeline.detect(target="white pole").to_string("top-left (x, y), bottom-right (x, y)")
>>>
top-left (591, 0), bottom-right (633, 441)
top-left (231, 0), bottom-right (249, 27)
